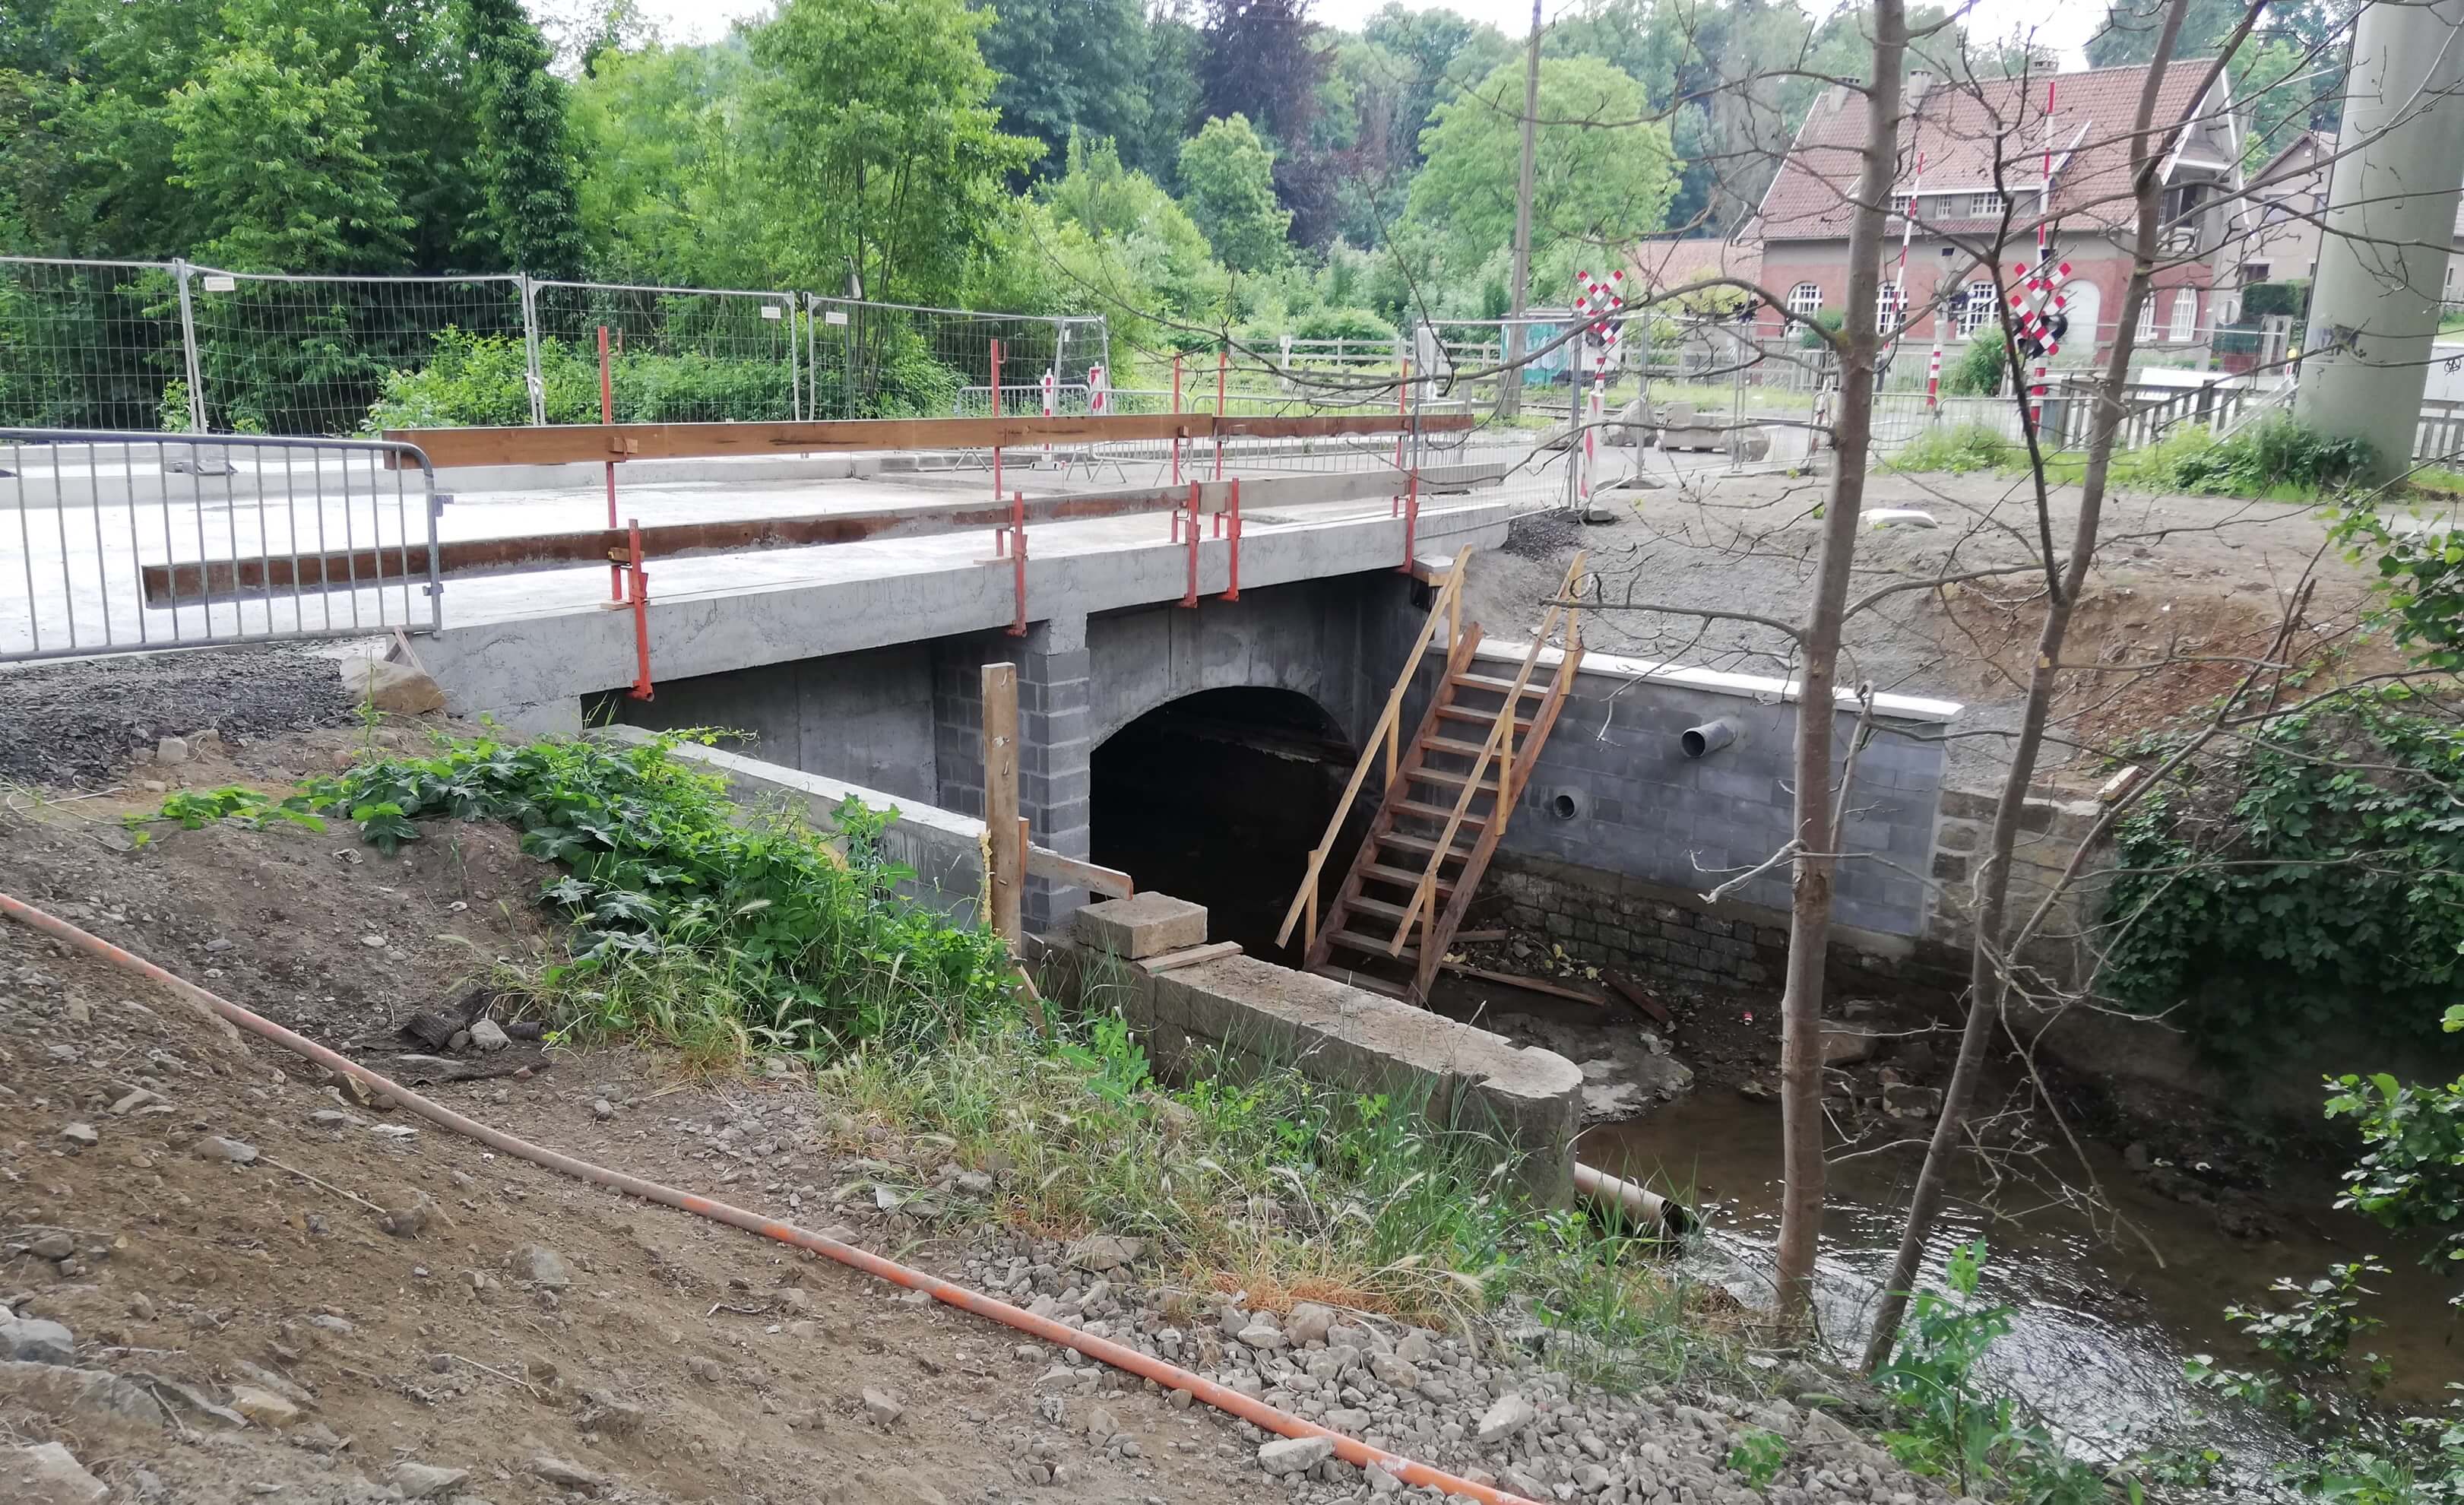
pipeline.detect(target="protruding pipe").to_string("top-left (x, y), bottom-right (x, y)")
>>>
top-left (1680, 719), bottom-right (1738, 758)
top-left (1573, 1160), bottom-right (1693, 1234)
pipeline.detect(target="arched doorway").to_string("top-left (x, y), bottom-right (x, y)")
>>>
top-left (1091, 686), bottom-right (1357, 964)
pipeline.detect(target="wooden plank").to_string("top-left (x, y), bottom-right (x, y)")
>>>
top-left (385, 411), bottom-right (1477, 470)
top-left (1439, 962), bottom-right (1609, 1007)
top-left (1139, 941), bottom-right (1243, 974)
top-left (1025, 846), bottom-right (1132, 900)
top-left (1606, 972), bottom-right (1672, 1025)
top-left (138, 486), bottom-right (1198, 603)
top-left (981, 664), bottom-right (1022, 951)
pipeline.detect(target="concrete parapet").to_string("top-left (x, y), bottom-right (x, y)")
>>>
top-left (600, 727), bottom-right (986, 924)
top-left (1072, 946), bottom-right (1582, 1206)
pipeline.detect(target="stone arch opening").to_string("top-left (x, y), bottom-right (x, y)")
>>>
top-left (1091, 686), bottom-right (1358, 965)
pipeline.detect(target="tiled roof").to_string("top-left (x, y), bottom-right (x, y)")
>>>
top-left (1757, 62), bottom-right (2220, 242)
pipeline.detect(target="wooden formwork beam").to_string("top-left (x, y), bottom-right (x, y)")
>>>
top-left (382, 411), bottom-right (1474, 470)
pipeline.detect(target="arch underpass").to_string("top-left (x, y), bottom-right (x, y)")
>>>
top-left (1090, 686), bottom-right (1363, 965)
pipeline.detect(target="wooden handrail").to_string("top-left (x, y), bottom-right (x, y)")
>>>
top-left (1391, 553), bottom-right (1587, 955)
top-left (1275, 549), bottom-right (1476, 951)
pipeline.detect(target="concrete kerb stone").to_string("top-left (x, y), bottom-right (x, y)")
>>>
top-left (1074, 895), bottom-right (1208, 959)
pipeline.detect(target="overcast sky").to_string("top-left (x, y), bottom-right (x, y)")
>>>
top-left (611, 0), bottom-right (2099, 70)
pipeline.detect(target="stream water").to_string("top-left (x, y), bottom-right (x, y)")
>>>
top-left (1582, 1093), bottom-right (2462, 1488)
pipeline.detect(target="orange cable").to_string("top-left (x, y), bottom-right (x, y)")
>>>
top-left (0, 890), bottom-right (1544, 1505)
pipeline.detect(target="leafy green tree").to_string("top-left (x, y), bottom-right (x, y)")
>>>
top-left (746, 0), bottom-right (1037, 303)
top-left (1408, 55), bottom-right (1674, 271)
top-left (461, 0), bottom-right (587, 277)
top-left (1357, 2), bottom-right (1512, 166)
top-left (166, 29), bottom-right (412, 271)
top-left (973, 0), bottom-right (1153, 183)
top-left (1177, 113), bottom-right (1292, 272)
top-left (567, 39), bottom-right (769, 286)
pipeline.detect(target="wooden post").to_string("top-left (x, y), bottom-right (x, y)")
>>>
top-left (982, 663), bottom-right (1022, 949)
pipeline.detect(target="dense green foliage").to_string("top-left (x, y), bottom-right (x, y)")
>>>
top-left (324, 733), bottom-right (1018, 1051)
top-left (1940, 335), bottom-right (2008, 397)
top-left (1408, 56), bottom-right (1674, 281)
top-left (2103, 690), bottom-right (2464, 1054)
top-left (461, 0), bottom-right (587, 280)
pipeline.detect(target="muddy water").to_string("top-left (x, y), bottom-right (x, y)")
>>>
top-left (1582, 1093), bottom-right (2462, 1478)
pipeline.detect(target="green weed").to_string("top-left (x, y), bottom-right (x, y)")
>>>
top-left (319, 732), bottom-right (1016, 1056)
top-left (1726, 1425), bottom-right (1791, 1488)
top-left (126, 785), bottom-right (328, 841)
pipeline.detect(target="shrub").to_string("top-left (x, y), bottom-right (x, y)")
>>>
top-left (1798, 308), bottom-right (1845, 350)
top-left (364, 329), bottom-right (814, 430)
top-left (1291, 306), bottom-right (1397, 346)
top-left (1940, 335), bottom-right (2006, 396)
top-left (2162, 414), bottom-right (2371, 496)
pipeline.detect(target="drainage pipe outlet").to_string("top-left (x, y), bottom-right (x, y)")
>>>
top-left (1680, 719), bottom-right (1738, 758)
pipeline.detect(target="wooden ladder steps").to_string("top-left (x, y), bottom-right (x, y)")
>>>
top-left (1376, 830), bottom-right (1472, 861)
top-left (1394, 800), bottom-right (1488, 825)
top-left (1360, 861), bottom-right (1454, 893)
top-left (1450, 671), bottom-right (1545, 699)
top-left (1435, 704), bottom-right (1533, 731)
top-left (1326, 928), bottom-right (1417, 962)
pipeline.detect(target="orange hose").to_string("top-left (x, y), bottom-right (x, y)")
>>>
top-left (0, 891), bottom-right (1542, 1505)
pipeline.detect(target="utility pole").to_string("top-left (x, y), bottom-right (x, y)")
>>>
top-left (2293, 0), bottom-right (2464, 484)
top-left (1500, 0), bottom-right (1543, 420)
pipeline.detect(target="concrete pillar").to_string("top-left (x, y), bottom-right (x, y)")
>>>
top-left (2293, 0), bottom-right (2464, 483)
top-left (1016, 613), bottom-right (1094, 932)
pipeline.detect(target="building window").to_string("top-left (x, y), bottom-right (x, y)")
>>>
top-left (1969, 191), bottom-right (2007, 218)
top-left (1957, 279), bottom-right (1998, 337)
top-left (1877, 280), bottom-right (1905, 332)
top-left (2138, 296), bottom-right (2159, 341)
top-left (1889, 192), bottom-right (1915, 217)
top-left (2169, 287), bottom-right (2198, 342)
top-left (2241, 261), bottom-right (2271, 285)
top-left (1785, 282), bottom-right (1823, 318)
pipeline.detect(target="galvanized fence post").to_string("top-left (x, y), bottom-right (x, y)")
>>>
top-left (172, 259), bottom-right (207, 434)
top-left (518, 273), bottom-right (546, 426)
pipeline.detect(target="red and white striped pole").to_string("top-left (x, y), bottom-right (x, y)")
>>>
top-left (1040, 368), bottom-right (1056, 461)
top-left (1892, 152), bottom-right (1922, 369)
top-left (2031, 80), bottom-right (2057, 429)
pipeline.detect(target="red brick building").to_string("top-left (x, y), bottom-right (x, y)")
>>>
top-left (1744, 61), bottom-right (2246, 365)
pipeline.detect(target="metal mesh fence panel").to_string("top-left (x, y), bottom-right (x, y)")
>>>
top-left (0, 258), bottom-right (185, 432)
top-left (3, 429), bottom-right (440, 661)
top-left (532, 282), bottom-right (800, 424)
top-left (186, 269), bottom-right (527, 436)
top-left (809, 298), bottom-right (1072, 420)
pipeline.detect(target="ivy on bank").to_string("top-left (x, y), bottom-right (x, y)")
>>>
top-left (2103, 689), bottom-right (2464, 1054)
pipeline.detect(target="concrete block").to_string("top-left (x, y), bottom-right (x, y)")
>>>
top-left (1074, 893), bottom-right (1208, 958)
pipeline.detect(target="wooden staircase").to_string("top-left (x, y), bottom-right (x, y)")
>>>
top-left (1275, 550), bottom-right (1586, 1004)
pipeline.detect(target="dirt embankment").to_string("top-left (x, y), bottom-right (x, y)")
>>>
top-left (1470, 471), bottom-right (2398, 790)
top-left (0, 730), bottom-right (1271, 1505)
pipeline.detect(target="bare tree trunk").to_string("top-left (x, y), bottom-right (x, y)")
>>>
top-left (1773, 0), bottom-right (1905, 1325)
top-left (1861, 0), bottom-right (2202, 1370)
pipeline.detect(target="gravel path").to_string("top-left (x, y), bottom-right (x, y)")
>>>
top-left (0, 641), bottom-right (366, 787)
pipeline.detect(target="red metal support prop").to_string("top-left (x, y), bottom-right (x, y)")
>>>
top-left (600, 327), bottom-right (621, 602)
top-left (626, 518), bottom-right (654, 700)
top-left (1181, 481), bottom-right (1201, 607)
top-left (1221, 479), bottom-right (1242, 600)
top-left (1006, 490), bottom-right (1028, 637)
